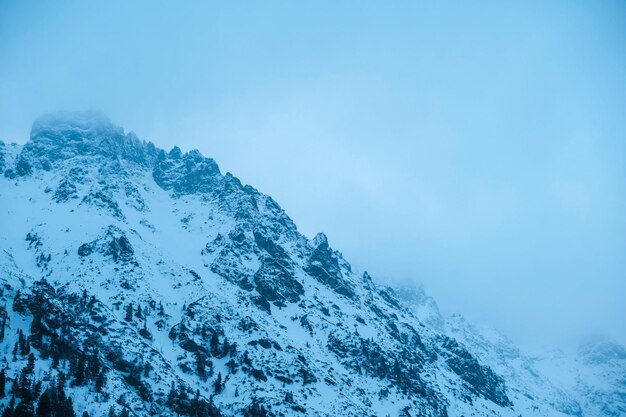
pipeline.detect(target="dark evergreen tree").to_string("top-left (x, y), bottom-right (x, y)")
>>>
top-left (195, 352), bottom-right (207, 379)
top-left (35, 391), bottom-right (51, 417)
top-left (86, 349), bottom-right (100, 381)
top-left (71, 355), bottom-right (86, 386)
top-left (222, 338), bottom-right (230, 357)
top-left (95, 371), bottom-right (106, 393)
top-left (51, 347), bottom-right (60, 369)
top-left (63, 398), bottom-right (76, 417)
top-left (244, 398), bottom-right (268, 417)
top-left (17, 353), bottom-right (36, 401)
top-left (0, 315), bottom-right (6, 342)
top-left (214, 372), bottom-right (223, 394)
top-left (0, 368), bottom-right (5, 398)
top-left (135, 305), bottom-right (143, 320)
top-left (29, 317), bottom-right (44, 351)
top-left (210, 332), bottom-right (219, 356)
top-left (124, 303), bottom-right (133, 322)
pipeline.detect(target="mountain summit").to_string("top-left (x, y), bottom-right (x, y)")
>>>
top-left (0, 113), bottom-right (622, 417)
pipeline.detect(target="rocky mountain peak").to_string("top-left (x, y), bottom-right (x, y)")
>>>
top-left (153, 146), bottom-right (221, 195)
top-left (15, 111), bottom-right (157, 174)
top-left (312, 232), bottom-right (329, 248)
top-left (31, 110), bottom-right (122, 139)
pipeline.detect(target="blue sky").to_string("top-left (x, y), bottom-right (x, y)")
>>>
top-left (1, 0), bottom-right (625, 346)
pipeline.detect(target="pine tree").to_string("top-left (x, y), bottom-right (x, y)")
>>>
top-left (64, 397), bottom-right (77, 417)
top-left (72, 355), bottom-right (86, 386)
top-left (35, 391), bottom-right (51, 417)
top-left (136, 305), bottom-right (143, 320)
top-left (214, 372), bottom-right (223, 394)
top-left (86, 349), bottom-right (100, 380)
top-left (15, 330), bottom-right (31, 356)
top-left (95, 371), bottom-right (106, 393)
top-left (195, 352), bottom-right (207, 379)
top-left (17, 353), bottom-right (36, 401)
top-left (24, 337), bottom-right (31, 356)
top-left (245, 398), bottom-right (268, 417)
top-left (222, 338), bottom-right (230, 357)
top-left (210, 332), bottom-right (219, 356)
top-left (29, 317), bottom-right (44, 350)
top-left (51, 347), bottom-right (60, 369)
top-left (125, 303), bottom-right (133, 322)
top-left (0, 316), bottom-right (6, 342)
top-left (16, 330), bottom-right (25, 355)
top-left (0, 368), bottom-right (5, 398)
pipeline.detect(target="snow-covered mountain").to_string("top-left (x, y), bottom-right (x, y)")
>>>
top-left (0, 112), bottom-right (622, 417)
top-left (398, 285), bottom-right (626, 417)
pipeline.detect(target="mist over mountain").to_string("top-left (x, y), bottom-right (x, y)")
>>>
top-left (2, 1), bottom-right (625, 349)
top-left (0, 113), bottom-right (623, 416)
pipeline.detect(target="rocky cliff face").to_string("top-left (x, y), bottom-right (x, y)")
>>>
top-left (0, 112), bottom-right (620, 417)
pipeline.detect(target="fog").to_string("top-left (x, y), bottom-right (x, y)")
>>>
top-left (1, 0), bottom-right (625, 347)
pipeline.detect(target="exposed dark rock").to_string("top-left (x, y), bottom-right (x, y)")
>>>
top-left (252, 295), bottom-right (271, 314)
top-left (78, 243), bottom-right (94, 257)
top-left (78, 225), bottom-right (135, 264)
top-left (254, 258), bottom-right (303, 306)
top-left (54, 178), bottom-right (78, 202)
top-left (304, 233), bottom-right (356, 300)
top-left (82, 190), bottom-right (125, 219)
top-left (253, 231), bottom-right (290, 263)
top-left (438, 335), bottom-right (512, 407)
top-left (153, 148), bottom-right (221, 195)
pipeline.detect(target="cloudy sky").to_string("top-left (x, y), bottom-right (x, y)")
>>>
top-left (1, 0), bottom-right (625, 346)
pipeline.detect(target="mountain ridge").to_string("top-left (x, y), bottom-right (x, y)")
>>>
top-left (0, 112), bottom-right (622, 417)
